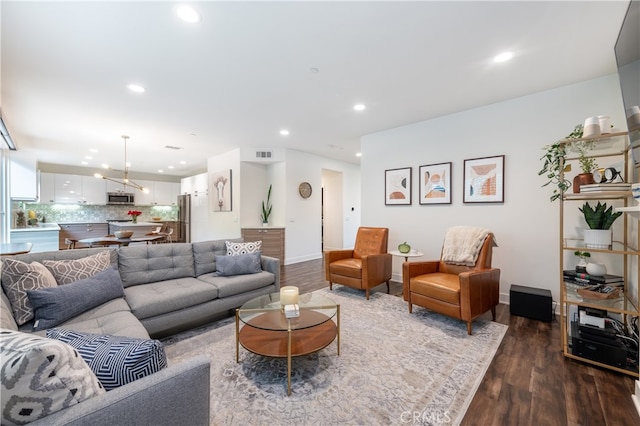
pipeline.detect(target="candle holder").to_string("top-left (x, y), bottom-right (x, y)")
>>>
top-left (280, 286), bottom-right (299, 306)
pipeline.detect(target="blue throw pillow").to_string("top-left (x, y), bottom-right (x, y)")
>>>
top-left (27, 267), bottom-right (125, 331)
top-left (214, 252), bottom-right (262, 276)
top-left (46, 329), bottom-right (167, 391)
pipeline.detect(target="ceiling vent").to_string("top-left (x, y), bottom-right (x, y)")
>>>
top-left (255, 151), bottom-right (272, 159)
top-left (164, 145), bottom-right (182, 150)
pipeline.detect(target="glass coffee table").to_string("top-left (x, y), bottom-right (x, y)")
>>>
top-left (235, 291), bottom-right (340, 396)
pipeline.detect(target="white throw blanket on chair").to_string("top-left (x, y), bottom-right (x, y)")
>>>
top-left (441, 226), bottom-right (490, 266)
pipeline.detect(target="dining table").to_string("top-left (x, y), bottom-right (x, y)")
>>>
top-left (77, 235), bottom-right (165, 248)
top-left (0, 242), bottom-right (34, 256)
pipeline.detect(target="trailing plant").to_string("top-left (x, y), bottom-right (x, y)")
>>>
top-left (539, 142), bottom-right (570, 202)
top-left (260, 184), bottom-right (272, 223)
top-left (578, 201), bottom-right (622, 230)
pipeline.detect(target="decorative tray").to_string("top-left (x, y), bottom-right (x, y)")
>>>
top-left (577, 287), bottom-right (622, 300)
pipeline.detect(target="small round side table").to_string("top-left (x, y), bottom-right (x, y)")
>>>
top-left (389, 249), bottom-right (424, 262)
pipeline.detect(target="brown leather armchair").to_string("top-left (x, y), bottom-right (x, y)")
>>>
top-left (324, 227), bottom-right (392, 300)
top-left (403, 231), bottom-right (500, 334)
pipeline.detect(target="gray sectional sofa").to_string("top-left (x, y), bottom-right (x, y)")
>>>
top-left (0, 239), bottom-right (280, 425)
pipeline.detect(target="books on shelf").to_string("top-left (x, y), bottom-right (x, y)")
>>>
top-left (563, 269), bottom-right (624, 286)
top-left (579, 183), bottom-right (631, 192)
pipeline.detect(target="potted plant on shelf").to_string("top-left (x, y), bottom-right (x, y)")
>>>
top-left (571, 139), bottom-right (598, 193)
top-left (579, 201), bottom-right (622, 249)
top-left (260, 184), bottom-right (272, 227)
top-left (574, 250), bottom-right (590, 272)
top-left (538, 124), bottom-right (584, 202)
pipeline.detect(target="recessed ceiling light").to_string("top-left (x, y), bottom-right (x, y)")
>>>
top-left (157, 169), bottom-right (164, 173)
top-left (280, 129), bottom-right (290, 136)
top-left (81, 161), bottom-right (88, 165)
top-left (354, 104), bottom-right (366, 111)
top-left (127, 84), bottom-right (145, 93)
top-left (493, 51), bottom-right (513, 63)
top-left (168, 165), bottom-right (174, 169)
top-left (176, 5), bottom-right (201, 23)
top-left (89, 148), bottom-right (98, 153)
top-left (356, 152), bottom-right (362, 157)
top-left (101, 163), bottom-right (109, 169)
top-left (180, 160), bottom-right (186, 164)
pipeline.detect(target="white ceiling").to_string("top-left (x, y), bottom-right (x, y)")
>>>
top-left (0, 1), bottom-right (632, 177)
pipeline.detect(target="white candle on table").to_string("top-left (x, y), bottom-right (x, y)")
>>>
top-left (280, 286), bottom-right (299, 305)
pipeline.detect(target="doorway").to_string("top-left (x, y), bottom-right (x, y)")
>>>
top-left (321, 169), bottom-right (343, 251)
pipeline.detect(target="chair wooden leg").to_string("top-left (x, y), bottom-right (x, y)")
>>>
top-left (467, 321), bottom-right (473, 335)
top-left (491, 306), bottom-right (496, 321)
top-left (329, 282), bottom-right (333, 290)
top-left (408, 302), bottom-right (413, 313)
top-left (386, 281), bottom-right (390, 294)
top-left (365, 289), bottom-right (369, 300)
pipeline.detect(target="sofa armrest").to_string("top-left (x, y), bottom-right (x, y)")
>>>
top-left (402, 261), bottom-right (440, 301)
top-left (459, 268), bottom-right (501, 321)
top-left (260, 255), bottom-right (281, 290)
top-left (31, 355), bottom-right (211, 426)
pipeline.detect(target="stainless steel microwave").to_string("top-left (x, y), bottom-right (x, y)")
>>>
top-left (107, 192), bottom-right (135, 205)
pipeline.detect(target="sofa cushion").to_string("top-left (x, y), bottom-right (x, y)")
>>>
top-left (226, 240), bottom-right (262, 256)
top-left (1, 292), bottom-right (18, 331)
top-left (118, 244), bottom-right (195, 288)
top-left (1, 259), bottom-right (58, 325)
top-left (42, 250), bottom-right (111, 285)
top-left (192, 238), bottom-right (242, 276)
top-left (49, 298), bottom-right (150, 339)
top-left (0, 329), bottom-right (105, 425)
top-left (197, 270), bottom-right (276, 298)
top-left (215, 252), bottom-right (262, 276)
top-left (27, 268), bottom-right (126, 331)
top-left (123, 278), bottom-right (219, 320)
top-left (46, 329), bottom-right (167, 391)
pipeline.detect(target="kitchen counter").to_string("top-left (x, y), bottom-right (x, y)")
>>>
top-left (10, 223), bottom-right (61, 232)
top-left (10, 223), bottom-right (60, 252)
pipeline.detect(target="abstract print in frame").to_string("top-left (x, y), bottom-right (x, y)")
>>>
top-left (385, 167), bottom-right (412, 205)
top-left (419, 162), bottom-right (452, 205)
top-left (210, 169), bottom-right (232, 212)
top-left (463, 155), bottom-right (505, 203)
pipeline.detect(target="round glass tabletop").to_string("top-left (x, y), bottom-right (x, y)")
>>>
top-left (238, 291), bottom-right (337, 331)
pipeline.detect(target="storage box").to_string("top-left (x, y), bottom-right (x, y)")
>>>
top-left (510, 285), bottom-right (553, 322)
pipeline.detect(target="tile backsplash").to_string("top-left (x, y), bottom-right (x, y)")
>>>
top-left (11, 201), bottom-right (178, 226)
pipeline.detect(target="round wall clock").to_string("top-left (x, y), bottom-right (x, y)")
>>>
top-left (298, 182), bottom-right (312, 199)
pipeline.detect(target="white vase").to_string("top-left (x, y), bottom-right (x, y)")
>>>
top-left (262, 222), bottom-right (268, 228)
top-left (583, 229), bottom-right (611, 249)
top-left (586, 262), bottom-right (607, 277)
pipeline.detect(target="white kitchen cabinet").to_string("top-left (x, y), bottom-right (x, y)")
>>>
top-left (153, 181), bottom-right (180, 205)
top-left (135, 180), bottom-right (179, 206)
top-left (39, 172), bottom-right (56, 204)
top-left (54, 174), bottom-right (83, 203)
top-left (81, 176), bottom-right (106, 204)
top-left (9, 150), bottom-right (39, 200)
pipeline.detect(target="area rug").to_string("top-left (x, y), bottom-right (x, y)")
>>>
top-left (163, 287), bottom-right (507, 425)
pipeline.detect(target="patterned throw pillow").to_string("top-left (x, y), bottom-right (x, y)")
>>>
top-left (47, 329), bottom-right (168, 391)
top-left (0, 329), bottom-right (105, 425)
top-left (215, 252), bottom-right (262, 276)
top-left (42, 251), bottom-right (111, 285)
top-left (226, 241), bottom-right (262, 256)
top-left (28, 268), bottom-right (125, 331)
top-left (1, 259), bottom-right (58, 325)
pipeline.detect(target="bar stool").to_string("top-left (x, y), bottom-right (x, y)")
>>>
top-left (65, 238), bottom-right (77, 250)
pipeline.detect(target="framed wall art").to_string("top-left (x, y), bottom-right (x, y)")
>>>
top-left (385, 167), bottom-right (412, 205)
top-left (419, 162), bottom-right (452, 205)
top-left (210, 169), bottom-right (232, 211)
top-left (463, 155), bottom-right (505, 203)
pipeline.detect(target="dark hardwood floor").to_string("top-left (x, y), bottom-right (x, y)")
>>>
top-left (283, 259), bottom-right (640, 426)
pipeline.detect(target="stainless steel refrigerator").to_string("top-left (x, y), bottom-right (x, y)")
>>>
top-left (177, 194), bottom-right (191, 243)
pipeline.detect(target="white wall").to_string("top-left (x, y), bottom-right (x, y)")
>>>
top-left (283, 149), bottom-right (361, 264)
top-left (322, 169), bottom-right (343, 251)
top-left (361, 74), bottom-right (628, 305)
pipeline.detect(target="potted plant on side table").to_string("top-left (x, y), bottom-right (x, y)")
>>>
top-left (579, 201), bottom-right (623, 249)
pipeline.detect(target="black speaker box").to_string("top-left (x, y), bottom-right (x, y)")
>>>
top-left (510, 284), bottom-right (553, 322)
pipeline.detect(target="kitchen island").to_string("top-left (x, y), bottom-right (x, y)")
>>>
top-left (10, 223), bottom-right (61, 253)
top-left (108, 221), bottom-right (161, 238)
